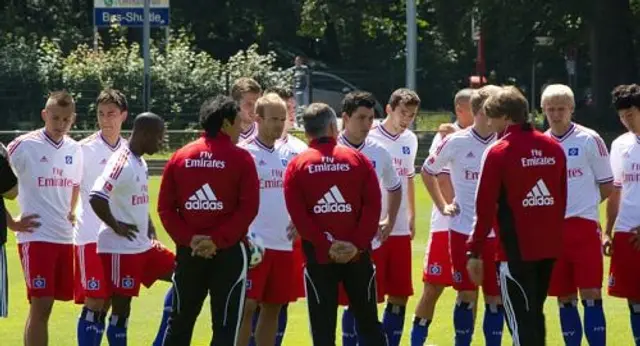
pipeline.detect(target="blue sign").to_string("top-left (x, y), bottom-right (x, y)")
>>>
top-left (94, 8), bottom-right (170, 27)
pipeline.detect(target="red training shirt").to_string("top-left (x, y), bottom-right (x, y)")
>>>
top-left (283, 137), bottom-right (381, 264)
top-left (468, 124), bottom-right (567, 261)
top-left (158, 133), bottom-right (259, 249)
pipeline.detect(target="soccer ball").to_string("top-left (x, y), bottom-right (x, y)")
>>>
top-left (247, 232), bottom-right (265, 269)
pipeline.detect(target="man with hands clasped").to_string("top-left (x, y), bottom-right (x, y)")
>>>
top-left (158, 95), bottom-right (259, 346)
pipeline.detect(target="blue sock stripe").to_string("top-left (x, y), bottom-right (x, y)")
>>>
top-left (453, 301), bottom-right (474, 346)
top-left (383, 303), bottom-right (407, 346)
top-left (559, 301), bottom-right (583, 346)
top-left (483, 304), bottom-right (504, 346)
top-left (410, 316), bottom-right (430, 346)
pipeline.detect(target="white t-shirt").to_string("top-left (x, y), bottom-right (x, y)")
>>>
top-left (545, 123), bottom-right (613, 221)
top-left (423, 123), bottom-right (464, 233)
top-left (276, 133), bottom-right (308, 160)
top-left (240, 138), bottom-right (292, 251)
top-left (610, 132), bottom-right (639, 233)
top-left (240, 123), bottom-right (258, 142)
top-left (423, 128), bottom-right (496, 236)
top-left (8, 130), bottom-right (83, 244)
top-left (338, 133), bottom-right (402, 249)
top-left (91, 146), bottom-right (151, 254)
top-left (368, 124), bottom-right (418, 236)
top-left (75, 132), bottom-right (126, 245)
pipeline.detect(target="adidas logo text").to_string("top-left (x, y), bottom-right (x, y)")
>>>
top-left (522, 179), bottom-right (554, 207)
top-left (313, 185), bottom-right (352, 214)
top-left (185, 183), bottom-right (224, 211)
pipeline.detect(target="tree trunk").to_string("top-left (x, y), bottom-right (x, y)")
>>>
top-left (590, 0), bottom-right (638, 131)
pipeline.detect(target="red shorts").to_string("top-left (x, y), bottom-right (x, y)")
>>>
top-left (291, 238), bottom-right (306, 300)
top-left (338, 247), bottom-right (386, 306)
top-left (449, 231), bottom-right (500, 296)
top-left (608, 232), bottom-right (640, 301)
top-left (100, 242), bottom-right (175, 297)
top-left (549, 218), bottom-right (603, 297)
top-left (422, 231), bottom-right (452, 286)
top-left (375, 235), bottom-right (413, 297)
top-left (74, 243), bottom-right (109, 304)
top-left (247, 249), bottom-right (294, 304)
top-left (18, 241), bottom-right (74, 301)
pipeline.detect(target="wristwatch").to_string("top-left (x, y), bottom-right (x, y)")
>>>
top-left (466, 251), bottom-right (480, 260)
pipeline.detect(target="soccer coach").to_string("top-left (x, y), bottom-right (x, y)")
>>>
top-left (283, 103), bottom-right (387, 345)
top-left (466, 87), bottom-right (567, 346)
top-left (158, 95), bottom-right (259, 345)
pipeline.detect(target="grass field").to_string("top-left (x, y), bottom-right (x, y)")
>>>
top-left (0, 176), bottom-right (634, 345)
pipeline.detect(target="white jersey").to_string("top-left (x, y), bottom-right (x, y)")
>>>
top-left (610, 132), bottom-right (639, 233)
top-left (368, 124), bottom-right (418, 236)
top-left (338, 133), bottom-right (402, 249)
top-left (7, 130), bottom-right (83, 244)
top-left (423, 128), bottom-right (496, 236)
top-left (277, 133), bottom-right (308, 159)
top-left (75, 132), bottom-right (126, 245)
top-left (545, 123), bottom-right (613, 221)
top-left (239, 123), bottom-right (258, 142)
top-left (423, 122), bottom-right (464, 233)
top-left (91, 146), bottom-right (151, 254)
top-left (240, 138), bottom-right (291, 251)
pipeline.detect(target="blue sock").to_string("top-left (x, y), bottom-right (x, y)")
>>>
top-left (629, 303), bottom-right (640, 345)
top-left (482, 303), bottom-right (504, 346)
top-left (382, 303), bottom-right (406, 346)
top-left (77, 307), bottom-right (103, 346)
top-left (248, 307), bottom-right (259, 346)
top-left (342, 307), bottom-right (358, 346)
top-left (275, 305), bottom-right (288, 346)
top-left (152, 287), bottom-right (174, 346)
top-left (559, 300), bottom-right (583, 346)
top-left (106, 314), bottom-right (128, 346)
top-left (582, 299), bottom-right (606, 346)
top-left (410, 316), bottom-right (430, 346)
top-left (96, 312), bottom-right (106, 345)
top-left (453, 301), bottom-right (474, 346)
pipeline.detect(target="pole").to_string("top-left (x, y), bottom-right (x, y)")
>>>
top-left (143, 0), bottom-right (151, 112)
top-left (531, 60), bottom-right (536, 112)
top-left (406, 0), bottom-right (417, 91)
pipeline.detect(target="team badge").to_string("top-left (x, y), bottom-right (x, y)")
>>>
top-left (428, 264), bottom-right (442, 275)
top-left (453, 271), bottom-right (462, 283)
top-left (402, 146), bottom-right (411, 155)
top-left (122, 276), bottom-right (135, 289)
top-left (104, 182), bottom-right (113, 192)
top-left (371, 160), bottom-right (376, 168)
top-left (608, 274), bottom-right (615, 287)
top-left (65, 155), bottom-right (73, 164)
top-left (33, 276), bottom-right (46, 289)
top-left (568, 148), bottom-right (579, 156)
top-left (246, 280), bottom-right (252, 290)
top-left (281, 159), bottom-right (288, 167)
top-left (87, 278), bottom-right (100, 291)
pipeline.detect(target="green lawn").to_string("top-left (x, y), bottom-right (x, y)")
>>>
top-left (0, 176), bottom-right (634, 345)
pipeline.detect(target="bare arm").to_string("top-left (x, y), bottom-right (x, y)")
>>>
top-left (599, 182), bottom-right (614, 202)
top-left (605, 187), bottom-right (620, 239)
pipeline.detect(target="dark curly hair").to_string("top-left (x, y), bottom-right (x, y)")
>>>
top-left (199, 95), bottom-right (240, 137)
top-left (611, 84), bottom-right (640, 110)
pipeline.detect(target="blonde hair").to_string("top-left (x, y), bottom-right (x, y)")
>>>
top-left (255, 93), bottom-right (287, 118)
top-left (470, 85), bottom-right (502, 115)
top-left (541, 84), bottom-right (575, 108)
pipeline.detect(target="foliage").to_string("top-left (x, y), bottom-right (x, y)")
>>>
top-left (0, 27), bottom-right (292, 130)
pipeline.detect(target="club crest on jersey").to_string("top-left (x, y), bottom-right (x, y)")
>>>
top-left (104, 182), bottom-right (113, 192)
top-left (281, 159), bottom-right (288, 167)
top-left (453, 271), bottom-right (462, 283)
top-left (259, 159), bottom-right (267, 166)
top-left (87, 278), bottom-right (100, 291)
top-left (65, 155), bottom-right (73, 164)
top-left (371, 160), bottom-right (376, 168)
top-left (100, 158), bottom-right (107, 165)
top-left (466, 151), bottom-right (475, 158)
top-left (568, 148), bottom-right (579, 156)
top-left (33, 276), bottom-right (46, 289)
top-left (428, 263), bottom-right (442, 275)
top-left (402, 146), bottom-right (411, 155)
top-left (40, 156), bottom-right (48, 163)
top-left (122, 276), bottom-right (135, 289)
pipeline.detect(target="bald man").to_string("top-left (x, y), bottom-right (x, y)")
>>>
top-left (89, 113), bottom-right (175, 345)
